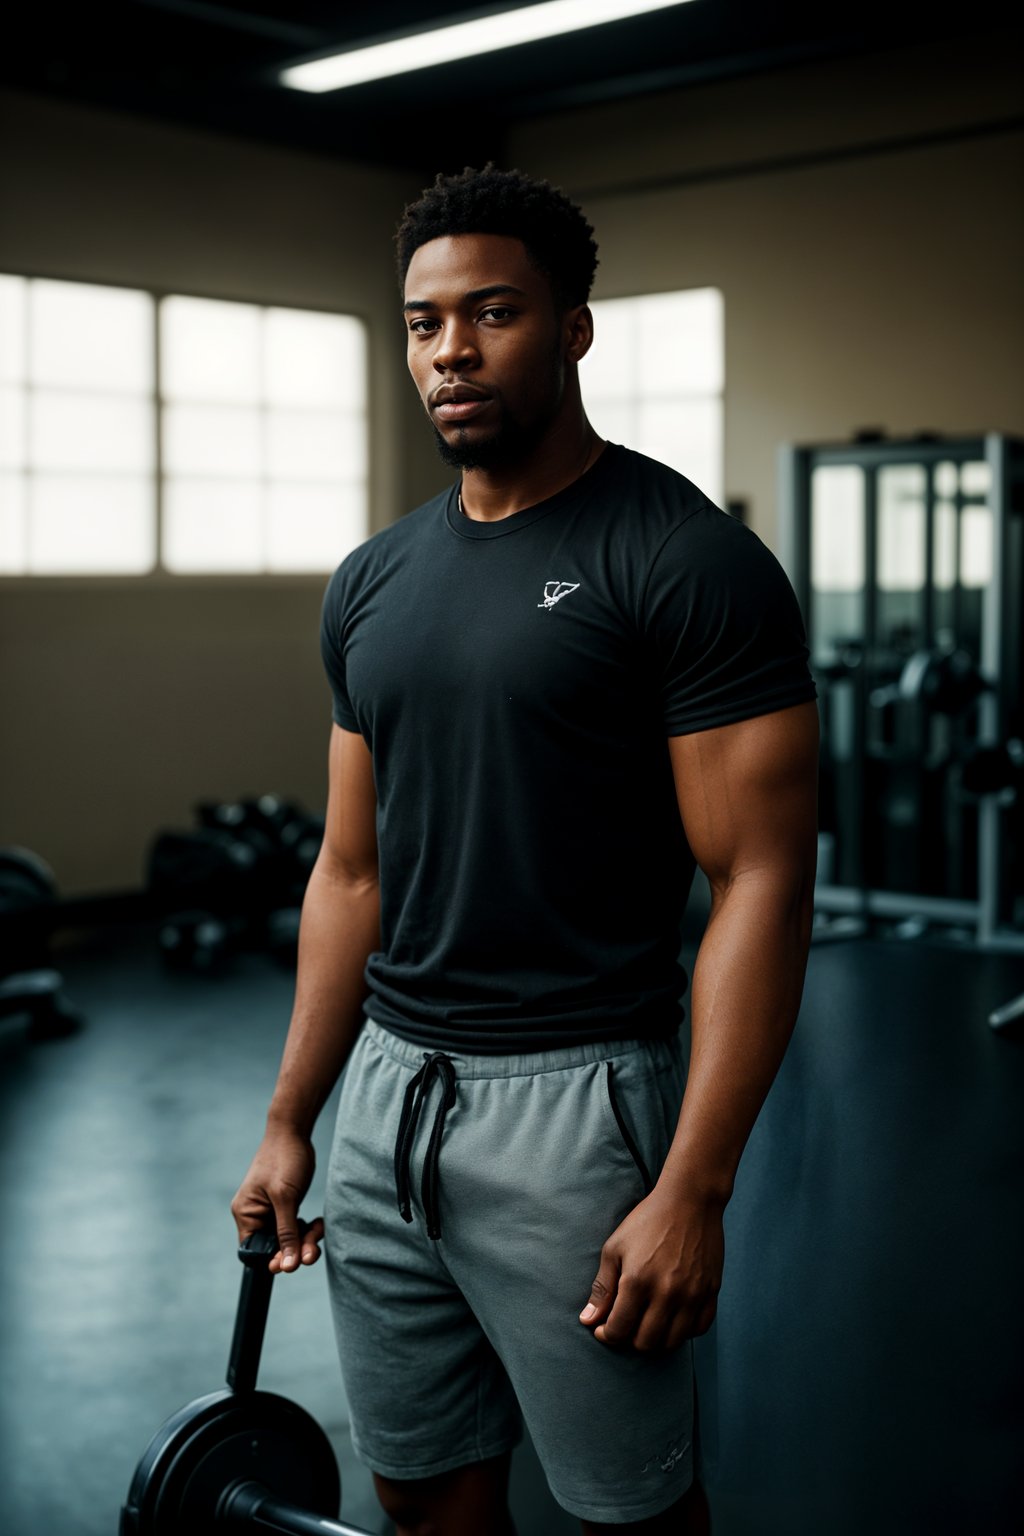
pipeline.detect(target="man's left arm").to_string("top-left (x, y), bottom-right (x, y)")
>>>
top-left (580, 699), bottom-right (819, 1352)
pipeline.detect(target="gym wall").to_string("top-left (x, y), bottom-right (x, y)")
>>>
top-left (0, 90), bottom-right (445, 897)
top-left (510, 29), bottom-right (1024, 548)
top-left (1, 28), bottom-right (1022, 898)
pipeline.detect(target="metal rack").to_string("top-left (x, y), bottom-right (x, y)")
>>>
top-left (778, 432), bottom-right (1024, 955)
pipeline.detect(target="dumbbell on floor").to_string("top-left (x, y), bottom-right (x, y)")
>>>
top-left (0, 848), bottom-right (82, 1038)
top-left (121, 1226), bottom-right (373, 1535)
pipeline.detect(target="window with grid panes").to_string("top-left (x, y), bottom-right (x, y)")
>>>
top-left (0, 275), bottom-right (368, 574)
top-left (580, 287), bottom-right (724, 506)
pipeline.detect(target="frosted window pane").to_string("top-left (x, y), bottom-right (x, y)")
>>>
top-left (581, 300), bottom-right (637, 402)
top-left (585, 399), bottom-right (635, 450)
top-left (636, 397), bottom-right (723, 503)
top-left (31, 280), bottom-right (152, 392)
top-left (877, 465), bottom-right (925, 591)
top-left (0, 276), bottom-right (27, 384)
top-left (960, 460), bottom-right (990, 498)
top-left (933, 501), bottom-right (956, 590)
top-left (30, 475), bottom-right (154, 573)
top-left (267, 410), bottom-right (365, 482)
top-left (264, 309), bottom-right (365, 408)
top-left (31, 391), bottom-right (154, 473)
top-left (811, 466), bottom-right (864, 592)
top-left (163, 404), bottom-right (262, 477)
top-left (1, 387), bottom-right (25, 469)
top-left (960, 506), bottom-right (992, 588)
top-left (162, 297), bottom-right (261, 404)
top-left (638, 289), bottom-right (724, 395)
top-left (934, 461), bottom-right (958, 498)
top-left (0, 472), bottom-right (27, 571)
top-left (266, 483), bottom-right (366, 570)
top-left (163, 479), bottom-right (262, 572)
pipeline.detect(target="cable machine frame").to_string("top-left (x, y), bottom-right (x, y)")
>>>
top-left (778, 431), bottom-right (1024, 953)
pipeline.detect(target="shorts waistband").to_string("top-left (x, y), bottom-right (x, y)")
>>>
top-left (363, 1017), bottom-right (654, 1080)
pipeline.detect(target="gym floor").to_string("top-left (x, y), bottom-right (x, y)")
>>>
top-left (1, 920), bottom-right (1022, 1536)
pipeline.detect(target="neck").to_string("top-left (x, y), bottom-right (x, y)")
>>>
top-left (458, 414), bottom-right (604, 523)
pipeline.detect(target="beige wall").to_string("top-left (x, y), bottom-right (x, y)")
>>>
top-left (510, 31), bottom-right (1024, 545)
top-left (2, 28), bottom-right (1022, 895)
top-left (0, 91), bottom-right (446, 895)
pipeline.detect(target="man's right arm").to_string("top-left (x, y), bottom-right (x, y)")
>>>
top-left (230, 724), bottom-right (379, 1274)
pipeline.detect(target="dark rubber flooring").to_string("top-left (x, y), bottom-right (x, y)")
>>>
top-left (0, 924), bottom-right (1022, 1536)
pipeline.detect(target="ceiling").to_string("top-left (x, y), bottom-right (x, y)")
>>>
top-left (4, 0), bottom-right (1017, 175)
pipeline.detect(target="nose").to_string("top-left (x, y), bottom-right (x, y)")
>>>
top-left (432, 318), bottom-right (479, 374)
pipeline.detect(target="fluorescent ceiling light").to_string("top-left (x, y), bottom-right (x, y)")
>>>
top-left (281, 0), bottom-right (696, 94)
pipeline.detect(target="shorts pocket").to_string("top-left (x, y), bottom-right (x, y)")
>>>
top-left (603, 1060), bottom-right (654, 1195)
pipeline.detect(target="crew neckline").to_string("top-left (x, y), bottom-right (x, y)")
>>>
top-left (444, 442), bottom-right (622, 540)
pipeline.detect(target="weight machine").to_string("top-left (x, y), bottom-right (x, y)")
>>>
top-left (778, 432), bottom-right (1024, 1026)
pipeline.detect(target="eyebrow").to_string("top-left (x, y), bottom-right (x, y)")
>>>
top-left (403, 283), bottom-right (527, 312)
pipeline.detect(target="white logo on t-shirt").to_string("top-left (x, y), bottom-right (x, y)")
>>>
top-left (640, 1435), bottom-right (691, 1475)
top-left (538, 581), bottom-right (580, 610)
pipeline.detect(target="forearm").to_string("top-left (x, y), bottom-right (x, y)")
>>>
top-left (657, 867), bottom-right (814, 1206)
top-left (266, 853), bottom-right (380, 1139)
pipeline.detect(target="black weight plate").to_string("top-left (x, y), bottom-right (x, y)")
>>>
top-left (177, 1397), bottom-right (340, 1528)
top-left (122, 1391), bottom-right (230, 1535)
top-left (0, 847), bottom-right (56, 912)
top-left (121, 1389), bottom-right (340, 1535)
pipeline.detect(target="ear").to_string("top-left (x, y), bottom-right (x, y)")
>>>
top-left (564, 303), bottom-right (594, 365)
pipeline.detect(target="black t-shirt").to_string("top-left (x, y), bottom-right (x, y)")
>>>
top-left (320, 443), bottom-right (816, 1052)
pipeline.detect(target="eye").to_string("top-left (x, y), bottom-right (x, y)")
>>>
top-left (408, 317), bottom-right (440, 334)
top-left (480, 306), bottom-right (513, 322)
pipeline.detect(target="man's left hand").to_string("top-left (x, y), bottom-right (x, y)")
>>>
top-left (578, 1185), bottom-right (725, 1352)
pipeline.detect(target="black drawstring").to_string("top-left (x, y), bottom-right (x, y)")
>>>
top-left (394, 1051), bottom-right (457, 1240)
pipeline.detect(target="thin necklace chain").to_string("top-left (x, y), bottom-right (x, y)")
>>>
top-left (458, 432), bottom-right (599, 518)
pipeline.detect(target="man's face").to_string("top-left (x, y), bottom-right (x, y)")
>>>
top-left (403, 232), bottom-right (572, 469)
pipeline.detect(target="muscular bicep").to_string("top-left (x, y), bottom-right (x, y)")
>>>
top-left (320, 724), bottom-right (378, 885)
top-left (668, 701), bottom-right (819, 894)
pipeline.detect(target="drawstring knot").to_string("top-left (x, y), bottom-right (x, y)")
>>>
top-left (394, 1051), bottom-right (457, 1240)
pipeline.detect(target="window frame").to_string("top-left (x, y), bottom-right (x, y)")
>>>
top-left (582, 285), bottom-right (725, 507)
top-left (0, 269), bottom-right (372, 586)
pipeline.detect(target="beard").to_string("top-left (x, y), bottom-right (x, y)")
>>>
top-left (430, 340), bottom-right (565, 470)
top-left (431, 410), bottom-right (550, 470)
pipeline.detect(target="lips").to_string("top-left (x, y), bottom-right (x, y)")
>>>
top-left (434, 399), bottom-right (491, 422)
top-left (431, 384), bottom-right (492, 423)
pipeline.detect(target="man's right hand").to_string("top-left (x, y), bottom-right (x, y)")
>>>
top-left (231, 1125), bottom-right (325, 1274)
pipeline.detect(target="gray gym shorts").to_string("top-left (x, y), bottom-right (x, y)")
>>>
top-left (324, 1017), bottom-right (696, 1525)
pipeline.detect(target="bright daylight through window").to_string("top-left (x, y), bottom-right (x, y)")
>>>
top-left (0, 274), bottom-right (368, 575)
top-left (580, 287), bottom-right (724, 506)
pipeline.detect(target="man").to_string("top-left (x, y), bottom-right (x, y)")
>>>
top-left (233, 166), bottom-right (819, 1536)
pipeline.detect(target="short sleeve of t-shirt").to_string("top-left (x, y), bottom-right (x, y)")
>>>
top-left (642, 508), bottom-right (816, 735)
top-left (319, 564), bottom-right (359, 732)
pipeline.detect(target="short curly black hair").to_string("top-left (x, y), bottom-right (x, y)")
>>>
top-left (395, 165), bottom-right (598, 310)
